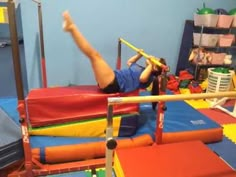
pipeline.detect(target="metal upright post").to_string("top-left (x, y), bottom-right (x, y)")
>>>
top-left (7, 0), bottom-right (33, 176)
top-left (105, 104), bottom-right (117, 177)
top-left (116, 39), bottom-right (122, 70)
top-left (32, 0), bottom-right (47, 88)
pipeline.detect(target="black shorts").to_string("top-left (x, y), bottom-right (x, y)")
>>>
top-left (100, 77), bottom-right (120, 94)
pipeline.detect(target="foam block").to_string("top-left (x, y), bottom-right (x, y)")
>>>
top-left (32, 134), bottom-right (153, 163)
top-left (114, 141), bottom-right (236, 177)
top-left (26, 86), bottom-right (139, 127)
top-left (137, 92), bottom-right (223, 144)
top-left (29, 113), bottom-right (139, 137)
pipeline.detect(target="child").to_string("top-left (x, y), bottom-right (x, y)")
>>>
top-left (62, 11), bottom-right (166, 94)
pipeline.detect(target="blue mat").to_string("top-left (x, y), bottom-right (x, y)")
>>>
top-left (135, 91), bottom-right (222, 140)
top-left (47, 171), bottom-right (88, 177)
top-left (207, 136), bottom-right (236, 169)
top-left (0, 97), bottom-right (20, 126)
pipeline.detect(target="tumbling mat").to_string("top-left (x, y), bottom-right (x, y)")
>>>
top-left (114, 140), bottom-right (236, 177)
top-left (223, 124), bottom-right (236, 144)
top-left (47, 169), bottom-right (116, 177)
top-left (208, 136), bottom-right (236, 169)
top-left (0, 91), bottom-right (224, 164)
top-left (25, 86), bottom-right (139, 127)
top-left (47, 171), bottom-right (89, 177)
top-left (29, 91), bottom-right (224, 163)
top-left (137, 91), bottom-right (223, 143)
top-left (29, 113), bottom-right (139, 137)
top-left (0, 97), bottom-right (20, 126)
top-left (31, 134), bottom-right (153, 163)
top-left (0, 107), bottom-right (23, 169)
top-left (179, 88), bottom-right (210, 108)
top-left (185, 99), bottom-right (210, 109)
top-left (199, 107), bottom-right (236, 125)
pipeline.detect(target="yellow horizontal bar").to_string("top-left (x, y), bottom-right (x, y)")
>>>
top-left (119, 38), bottom-right (168, 70)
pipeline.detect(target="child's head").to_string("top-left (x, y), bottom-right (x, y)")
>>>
top-left (152, 58), bottom-right (166, 76)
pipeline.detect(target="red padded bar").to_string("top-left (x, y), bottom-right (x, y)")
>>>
top-left (26, 86), bottom-right (139, 127)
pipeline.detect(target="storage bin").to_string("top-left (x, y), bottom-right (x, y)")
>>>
top-left (206, 68), bottom-right (234, 103)
top-left (194, 14), bottom-right (218, 27)
top-left (193, 33), bottom-right (218, 47)
top-left (210, 53), bottom-right (226, 65)
top-left (231, 15), bottom-right (236, 27)
top-left (218, 34), bottom-right (235, 47)
top-left (217, 15), bottom-right (234, 28)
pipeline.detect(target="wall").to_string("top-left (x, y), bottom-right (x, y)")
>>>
top-left (19, 0), bottom-right (236, 90)
top-left (0, 2), bottom-right (27, 98)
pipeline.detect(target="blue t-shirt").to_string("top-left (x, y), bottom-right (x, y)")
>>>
top-left (114, 63), bottom-right (154, 92)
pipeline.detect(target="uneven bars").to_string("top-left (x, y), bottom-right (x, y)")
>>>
top-left (108, 91), bottom-right (236, 105)
top-left (119, 38), bottom-right (169, 71)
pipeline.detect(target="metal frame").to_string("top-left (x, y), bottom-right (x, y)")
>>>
top-left (6, 1), bottom-right (104, 176)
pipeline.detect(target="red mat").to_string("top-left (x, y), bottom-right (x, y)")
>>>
top-left (199, 108), bottom-right (236, 125)
top-left (26, 86), bottom-right (139, 127)
top-left (114, 141), bottom-right (236, 177)
top-left (223, 99), bottom-right (236, 107)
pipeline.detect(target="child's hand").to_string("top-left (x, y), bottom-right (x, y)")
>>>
top-left (147, 55), bottom-right (156, 64)
top-left (62, 11), bottom-right (74, 32)
top-left (145, 58), bottom-right (152, 66)
top-left (137, 49), bottom-right (144, 56)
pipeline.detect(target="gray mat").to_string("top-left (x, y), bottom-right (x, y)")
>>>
top-left (0, 107), bottom-right (23, 169)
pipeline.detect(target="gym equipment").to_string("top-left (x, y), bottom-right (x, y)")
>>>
top-left (32, 0), bottom-right (47, 88)
top-left (29, 113), bottom-right (139, 137)
top-left (114, 140), bottom-right (236, 177)
top-left (105, 91), bottom-right (236, 177)
top-left (25, 86), bottom-right (139, 127)
top-left (118, 38), bottom-right (169, 72)
top-left (31, 134), bottom-right (153, 164)
top-left (206, 68), bottom-right (236, 118)
top-left (0, 108), bottom-right (23, 169)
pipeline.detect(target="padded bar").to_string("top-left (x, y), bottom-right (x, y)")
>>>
top-left (108, 91), bottom-right (236, 105)
top-left (119, 38), bottom-right (168, 71)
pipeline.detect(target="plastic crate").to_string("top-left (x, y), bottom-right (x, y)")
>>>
top-left (193, 33), bottom-right (218, 47)
top-left (218, 34), bottom-right (235, 47)
top-left (210, 53), bottom-right (226, 65)
top-left (231, 15), bottom-right (236, 27)
top-left (206, 68), bottom-right (234, 103)
top-left (217, 15), bottom-right (234, 28)
top-left (194, 14), bottom-right (218, 27)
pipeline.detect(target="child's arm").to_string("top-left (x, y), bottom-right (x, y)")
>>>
top-left (63, 11), bottom-right (101, 60)
top-left (139, 59), bottom-right (153, 83)
top-left (127, 49), bottom-right (143, 67)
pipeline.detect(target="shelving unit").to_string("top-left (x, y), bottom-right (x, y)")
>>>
top-left (176, 20), bottom-right (236, 81)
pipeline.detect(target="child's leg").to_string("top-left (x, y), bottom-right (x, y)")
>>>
top-left (63, 11), bottom-right (115, 89)
top-left (89, 55), bottom-right (116, 89)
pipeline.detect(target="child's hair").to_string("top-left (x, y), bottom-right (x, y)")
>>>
top-left (151, 58), bottom-right (166, 110)
top-left (152, 58), bottom-right (166, 76)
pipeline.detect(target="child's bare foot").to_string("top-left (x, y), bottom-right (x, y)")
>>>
top-left (62, 11), bottom-right (74, 32)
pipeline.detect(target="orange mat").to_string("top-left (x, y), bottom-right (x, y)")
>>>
top-left (32, 134), bottom-right (153, 163)
top-left (114, 140), bottom-right (236, 177)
